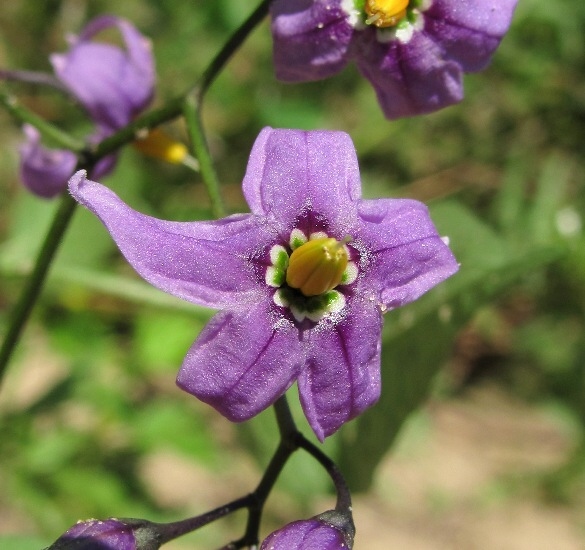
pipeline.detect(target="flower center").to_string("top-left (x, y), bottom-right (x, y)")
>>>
top-left (364, 0), bottom-right (409, 27)
top-left (265, 230), bottom-right (358, 323)
top-left (286, 237), bottom-right (349, 297)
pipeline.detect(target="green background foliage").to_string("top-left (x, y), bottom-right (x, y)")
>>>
top-left (1, 0), bottom-right (585, 547)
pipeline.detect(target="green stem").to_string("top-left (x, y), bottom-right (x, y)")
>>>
top-left (0, 193), bottom-right (77, 384)
top-left (0, 88), bottom-right (84, 151)
top-left (183, 93), bottom-right (226, 219)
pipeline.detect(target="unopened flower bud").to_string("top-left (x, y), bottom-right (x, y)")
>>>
top-left (46, 518), bottom-right (161, 550)
top-left (260, 509), bottom-right (354, 549)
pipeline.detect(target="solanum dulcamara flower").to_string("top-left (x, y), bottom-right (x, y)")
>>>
top-left (68, 127), bottom-right (458, 440)
top-left (271, 0), bottom-right (518, 119)
top-left (4, 15), bottom-right (155, 198)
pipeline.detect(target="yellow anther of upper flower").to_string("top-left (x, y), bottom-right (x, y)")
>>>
top-left (286, 237), bottom-right (349, 297)
top-left (133, 128), bottom-right (188, 164)
top-left (365, 0), bottom-right (409, 27)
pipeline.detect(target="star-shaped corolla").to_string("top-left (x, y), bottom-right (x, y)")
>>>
top-left (13, 15), bottom-right (155, 198)
top-left (271, 0), bottom-right (518, 119)
top-left (68, 127), bottom-right (458, 440)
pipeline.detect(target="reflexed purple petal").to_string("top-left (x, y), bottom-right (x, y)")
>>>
top-left (51, 15), bottom-right (154, 130)
top-left (271, 0), bottom-right (353, 81)
top-left (243, 128), bottom-right (362, 235)
top-left (355, 31), bottom-right (463, 119)
top-left (260, 517), bottom-right (350, 550)
top-left (19, 124), bottom-right (77, 198)
top-left (48, 519), bottom-right (136, 550)
top-left (68, 171), bottom-right (275, 309)
top-left (357, 198), bottom-right (459, 308)
top-left (298, 299), bottom-right (382, 440)
top-left (425, 0), bottom-right (519, 71)
top-left (177, 301), bottom-right (303, 421)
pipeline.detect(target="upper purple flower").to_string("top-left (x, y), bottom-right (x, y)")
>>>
top-left (271, 0), bottom-right (518, 119)
top-left (68, 127), bottom-right (458, 440)
top-left (14, 15), bottom-right (154, 198)
top-left (50, 15), bottom-right (155, 132)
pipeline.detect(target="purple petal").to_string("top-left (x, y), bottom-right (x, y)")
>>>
top-left (260, 517), bottom-right (350, 550)
top-left (177, 301), bottom-right (303, 422)
top-left (270, 0), bottom-right (353, 81)
top-left (298, 299), bottom-right (382, 440)
top-left (19, 124), bottom-right (77, 198)
top-left (243, 127), bottom-right (362, 236)
top-left (68, 171), bottom-right (274, 309)
top-left (51, 15), bottom-right (154, 130)
top-left (48, 519), bottom-right (136, 550)
top-left (424, 0), bottom-right (519, 71)
top-left (354, 30), bottom-right (463, 119)
top-left (357, 198), bottom-right (459, 308)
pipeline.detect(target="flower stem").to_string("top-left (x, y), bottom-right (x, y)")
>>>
top-left (0, 88), bottom-right (84, 151)
top-left (0, 192), bottom-right (77, 386)
top-left (296, 434), bottom-right (352, 513)
top-left (154, 495), bottom-right (252, 545)
top-left (183, 93), bottom-right (226, 219)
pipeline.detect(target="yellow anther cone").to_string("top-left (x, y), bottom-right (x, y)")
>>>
top-left (365, 0), bottom-right (409, 27)
top-left (286, 237), bottom-right (348, 297)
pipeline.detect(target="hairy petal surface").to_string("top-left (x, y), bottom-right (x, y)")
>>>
top-left (355, 31), bottom-right (463, 119)
top-left (68, 171), bottom-right (274, 309)
top-left (19, 125), bottom-right (77, 198)
top-left (357, 198), bottom-right (459, 308)
top-left (424, 0), bottom-right (519, 71)
top-left (271, 0), bottom-right (353, 81)
top-left (177, 301), bottom-right (303, 421)
top-left (299, 298), bottom-right (382, 440)
top-left (51, 15), bottom-right (155, 130)
top-left (243, 127), bottom-right (362, 235)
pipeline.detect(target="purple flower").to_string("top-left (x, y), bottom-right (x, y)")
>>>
top-left (261, 511), bottom-right (355, 549)
top-left (50, 15), bottom-right (155, 132)
top-left (13, 15), bottom-right (154, 198)
top-left (271, 0), bottom-right (518, 119)
top-left (68, 127), bottom-right (458, 440)
top-left (19, 125), bottom-right (78, 199)
top-left (47, 518), bottom-right (160, 550)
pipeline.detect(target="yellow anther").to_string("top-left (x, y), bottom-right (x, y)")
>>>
top-left (133, 128), bottom-right (188, 164)
top-left (286, 237), bottom-right (349, 297)
top-left (365, 0), bottom-right (408, 27)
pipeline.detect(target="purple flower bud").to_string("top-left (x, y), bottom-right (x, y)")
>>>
top-left (19, 125), bottom-right (77, 199)
top-left (47, 518), bottom-right (161, 550)
top-left (261, 510), bottom-right (355, 549)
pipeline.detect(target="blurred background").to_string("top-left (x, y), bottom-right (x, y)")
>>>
top-left (1, 0), bottom-right (585, 548)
